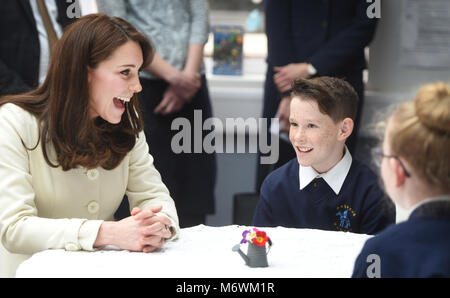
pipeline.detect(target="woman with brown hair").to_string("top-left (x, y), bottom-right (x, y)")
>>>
top-left (0, 14), bottom-right (179, 277)
top-left (352, 82), bottom-right (450, 277)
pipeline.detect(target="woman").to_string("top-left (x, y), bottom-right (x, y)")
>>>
top-left (97, 0), bottom-right (217, 227)
top-left (352, 82), bottom-right (450, 277)
top-left (0, 14), bottom-right (180, 278)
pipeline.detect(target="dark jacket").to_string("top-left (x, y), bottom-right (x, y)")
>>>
top-left (0, 0), bottom-right (73, 96)
top-left (265, 0), bottom-right (378, 76)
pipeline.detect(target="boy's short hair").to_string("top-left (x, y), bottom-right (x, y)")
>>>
top-left (291, 77), bottom-right (359, 122)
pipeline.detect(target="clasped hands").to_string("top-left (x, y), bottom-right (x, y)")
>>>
top-left (154, 70), bottom-right (201, 115)
top-left (129, 205), bottom-right (173, 253)
top-left (273, 62), bottom-right (311, 93)
top-left (95, 205), bottom-right (173, 253)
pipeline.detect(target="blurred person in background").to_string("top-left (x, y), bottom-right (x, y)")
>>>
top-left (98, 0), bottom-right (216, 228)
top-left (0, 0), bottom-right (76, 96)
top-left (257, 0), bottom-right (378, 191)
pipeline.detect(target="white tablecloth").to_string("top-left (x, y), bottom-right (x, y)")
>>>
top-left (16, 225), bottom-right (371, 278)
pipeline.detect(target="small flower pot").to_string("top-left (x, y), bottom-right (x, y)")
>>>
top-left (246, 242), bottom-right (269, 268)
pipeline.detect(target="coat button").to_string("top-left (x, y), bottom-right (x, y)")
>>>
top-left (87, 201), bottom-right (100, 214)
top-left (86, 169), bottom-right (99, 180)
top-left (65, 242), bottom-right (80, 251)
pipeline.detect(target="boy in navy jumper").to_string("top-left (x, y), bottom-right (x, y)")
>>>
top-left (252, 77), bottom-right (394, 234)
top-left (352, 82), bottom-right (450, 277)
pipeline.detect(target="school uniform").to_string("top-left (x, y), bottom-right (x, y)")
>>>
top-left (352, 196), bottom-right (450, 278)
top-left (256, 0), bottom-right (379, 191)
top-left (252, 147), bottom-right (394, 234)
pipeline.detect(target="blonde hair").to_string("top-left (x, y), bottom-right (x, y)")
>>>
top-left (387, 82), bottom-right (450, 191)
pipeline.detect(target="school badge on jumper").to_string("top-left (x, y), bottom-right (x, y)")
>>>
top-left (334, 204), bottom-right (356, 232)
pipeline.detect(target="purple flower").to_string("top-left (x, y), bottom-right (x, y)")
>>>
top-left (240, 230), bottom-right (250, 244)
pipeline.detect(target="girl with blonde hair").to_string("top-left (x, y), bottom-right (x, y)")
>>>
top-left (352, 82), bottom-right (450, 277)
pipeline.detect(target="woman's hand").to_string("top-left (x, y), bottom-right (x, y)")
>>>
top-left (171, 70), bottom-right (201, 102)
top-left (154, 70), bottom-right (202, 115)
top-left (131, 206), bottom-right (173, 252)
top-left (154, 86), bottom-right (186, 115)
top-left (94, 205), bottom-right (172, 253)
top-left (146, 53), bottom-right (201, 99)
top-left (170, 70), bottom-right (200, 98)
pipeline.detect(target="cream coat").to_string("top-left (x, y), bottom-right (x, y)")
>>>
top-left (0, 103), bottom-right (180, 277)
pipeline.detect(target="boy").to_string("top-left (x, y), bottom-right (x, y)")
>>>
top-left (252, 77), bottom-right (394, 234)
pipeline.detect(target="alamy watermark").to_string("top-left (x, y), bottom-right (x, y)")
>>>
top-left (171, 110), bottom-right (279, 165)
top-left (366, 254), bottom-right (381, 278)
top-left (366, 0), bottom-right (381, 19)
top-left (66, 0), bottom-right (380, 20)
top-left (66, 0), bottom-right (81, 19)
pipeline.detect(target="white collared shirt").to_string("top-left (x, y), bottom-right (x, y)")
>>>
top-left (299, 146), bottom-right (353, 195)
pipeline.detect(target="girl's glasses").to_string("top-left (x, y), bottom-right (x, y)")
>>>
top-left (371, 147), bottom-right (411, 177)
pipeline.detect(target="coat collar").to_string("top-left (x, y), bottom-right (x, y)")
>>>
top-left (409, 195), bottom-right (450, 221)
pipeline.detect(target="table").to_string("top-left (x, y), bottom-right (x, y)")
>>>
top-left (16, 225), bottom-right (371, 278)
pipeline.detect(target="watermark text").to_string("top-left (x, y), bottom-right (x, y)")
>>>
top-left (171, 110), bottom-right (279, 165)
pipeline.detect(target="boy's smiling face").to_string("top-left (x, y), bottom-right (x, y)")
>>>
top-left (289, 96), bottom-right (352, 173)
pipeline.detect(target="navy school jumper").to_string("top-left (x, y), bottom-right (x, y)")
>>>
top-left (252, 158), bottom-right (395, 235)
top-left (352, 199), bottom-right (450, 278)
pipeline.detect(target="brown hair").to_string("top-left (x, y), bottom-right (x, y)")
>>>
top-left (291, 77), bottom-right (359, 122)
top-left (388, 82), bottom-right (450, 191)
top-left (0, 14), bottom-right (154, 171)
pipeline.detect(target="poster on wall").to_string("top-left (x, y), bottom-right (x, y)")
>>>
top-left (399, 0), bottom-right (450, 68)
top-left (212, 25), bottom-right (244, 75)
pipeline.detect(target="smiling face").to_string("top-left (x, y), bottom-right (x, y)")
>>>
top-left (88, 41), bottom-right (143, 124)
top-left (289, 96), bottom-right (350, 173)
